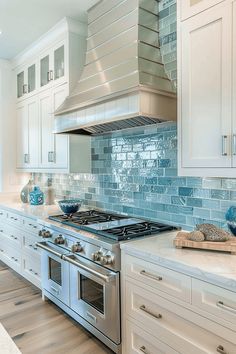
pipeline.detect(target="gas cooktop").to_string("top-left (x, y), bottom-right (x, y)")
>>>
top-left (49, 210), bottom-right (178, 241)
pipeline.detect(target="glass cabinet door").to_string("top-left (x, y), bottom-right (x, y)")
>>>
top-left (40, 55), bottom-right (50, 87)
top-left (54, 45), bottom-right (64, 80)
top-left (28, 64), bottom-right (36, 93)
top-left (17, 71), bottom-right (24, 98)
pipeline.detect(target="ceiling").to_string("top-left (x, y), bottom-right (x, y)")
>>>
top-left (0, 0), bottom-right (99, 60)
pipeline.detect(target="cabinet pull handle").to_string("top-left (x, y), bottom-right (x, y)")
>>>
top-left (139, 305), bottom-right (162, 319)
top-left (216, 301), bottom-right (236, 315)
top-left (140, 346), bottom-right (148, 354)
top-left (47, 71), bottom-right (50, 82)
top-left (217, 345), bottom-right (228, 354)
top-left (222, 135), bottom-right (228, 156)
top-left (233, 135), bottom-right (236, 156)
top-left (49, 70), bottom-right (54, 81)
top-left (140, 270), bottom-right (162, 281)
top-left (23, 84), bottom-right (28, 94)
top-left (24, 154), bottom-right (30, 164)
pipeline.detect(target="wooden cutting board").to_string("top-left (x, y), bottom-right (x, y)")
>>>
top-left (174, 232), bottom-right (236, 255)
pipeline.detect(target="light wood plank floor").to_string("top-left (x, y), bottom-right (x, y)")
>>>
top-left (0, 261), bottom-right (113, 354)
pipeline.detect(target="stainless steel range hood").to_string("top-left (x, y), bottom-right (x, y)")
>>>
top-left (54, 0), bottom-right (177, 135)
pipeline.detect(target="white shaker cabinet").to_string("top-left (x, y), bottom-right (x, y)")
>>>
top-left (16, 97), bottom-right (40, 169)
top-left (178, 0), bottom-right (236, 177)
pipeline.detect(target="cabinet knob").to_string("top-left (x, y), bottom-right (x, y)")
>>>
top-left (217, 345), bottom-right (227, 354)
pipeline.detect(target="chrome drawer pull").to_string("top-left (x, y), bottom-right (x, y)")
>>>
top-left (217, 345), bottom-right (227, 354)
top-left (222, 135), bottom-right (228, 156)
top-left (140, 346), bottom-right (148, 354)
top-left (216, 301), bottom-right (236, 315)
top-left (140, 270), bottom-right (162, 281)
top-left (140, 305), bottom-right (162, 319)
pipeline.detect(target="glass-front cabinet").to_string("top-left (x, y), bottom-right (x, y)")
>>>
top-left (16, 62), bottom-right (37, 100)
top-left (39, 41), bottom-right (66, 90)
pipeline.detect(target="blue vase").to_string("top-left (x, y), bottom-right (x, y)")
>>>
top-left (225, 206), bottom-right (236, 236)
top-left (29, 186), bottom-right (44, 205)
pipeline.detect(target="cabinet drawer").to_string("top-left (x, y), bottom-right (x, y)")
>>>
top-left (7, 212), bottom-right (23, 228)
top-left (192, 279), bottom-right (236, 331)
top-left (22, 233), bottom-right (41, 255)
top-left (2, 244), bottom-right (21, 272)
top-left (4, 226), bottom-right (22, 247)
top-left (22, 253), bottom-right (41, 286)
top-left (124, 254), bottom-right (191, 303)
top-left (23, 218), bottom-right (40, 235)
top-left (180, 0), bottom-right (224, 21)
top-left (0, 209), bottom-right (7, 223)
top-left (125, 320), bottom-right (179, 354)
top-left (126, 282), bottom-right (236, 354)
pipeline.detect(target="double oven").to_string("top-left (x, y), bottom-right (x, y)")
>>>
top-left (37, 232), bottom-right (120, 353)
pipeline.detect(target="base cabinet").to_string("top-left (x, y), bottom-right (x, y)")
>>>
top-left (122, 251), bottom-right (236, 354)
top-left (0, 208), bottom-right (41, 289)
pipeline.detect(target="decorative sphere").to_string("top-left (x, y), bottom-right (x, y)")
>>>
top-left (225, 206), bottom-right (236, 236)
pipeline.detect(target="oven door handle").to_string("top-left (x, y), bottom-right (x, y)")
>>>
top-left (62, 255), bottom-right (116, 283)
top-left (36, 242), bottom-right (64, 258)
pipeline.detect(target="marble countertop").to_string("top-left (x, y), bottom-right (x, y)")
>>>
top-left (121, 232), bottom-right (236, 292)
top-left (0, 193), bottom-right (61, 220)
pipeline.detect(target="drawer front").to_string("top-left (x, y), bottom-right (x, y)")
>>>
top-left (22, 233), bottom-right (41, 255)
top-left (0, 209), bottom-right (7, 223)
top-left (125, 320), bottom-right (179, 354)
top-left (4, 225), bottom-right (22, 247)
top-left (23, 218), bottom-right (40, 235)
top-left (126, 282), bottom-right (236, 354)
top-left (3, 243), bottom-right (21, 271)
top-left (124, 254), bottom-right (191, 303)
top-left (22, 254), bottom-right (41, 280)
top-left (180, 0), bottom-right (224, 21)
top-left (7, 211), bottom-right (23, 228)
top-left (192, 278), bottom-right (236, 331)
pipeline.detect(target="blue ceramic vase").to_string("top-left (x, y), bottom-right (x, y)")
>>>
top-left (225, 206), bottom-right (236, 236)
top-left (29, 186), bottom-right (44, 205)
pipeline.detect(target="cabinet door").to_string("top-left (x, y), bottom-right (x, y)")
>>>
top-left (16, 103), bottom-right (28, 168)
top-left (180, 2), bottom-right (232, 169)
top-left (27, 63), bottom-right (36, 94)
top-left (27, 97), bottom-right (40, 167)
top-left (53, 43), bottom-right (66, 84)
top-left (232, 1), bottom-right (236, 167)
top-left (39, 90), bottom-right (55, 167)
top-left (180, 0), bottom-right (224, 21)
top-left (40, 53), bottom-right (51, 89)
top-left (52, 85), bottom-right (69, 169)
top-left (17, 71), bottom-right (25, 98)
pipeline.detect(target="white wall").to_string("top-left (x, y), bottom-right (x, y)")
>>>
top-left (0, 59), bottom-right (26, 192)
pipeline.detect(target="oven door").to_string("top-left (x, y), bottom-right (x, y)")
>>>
top-left (63, 254), bottom-right (120, 344)
top-left (37, 241), bottom-right (70, 305)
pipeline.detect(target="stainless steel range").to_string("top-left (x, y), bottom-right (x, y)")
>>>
top-left (36, 210), bottom-right (177, 353)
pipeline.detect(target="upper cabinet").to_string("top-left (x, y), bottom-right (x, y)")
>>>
top-left (178, 0), bottom-right (236, 177)
top-left (180, 0), bottom-right (224, 21)
top-left (13, 18), bottom-right (91, 173)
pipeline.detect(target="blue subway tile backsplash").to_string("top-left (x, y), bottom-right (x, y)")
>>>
top-left (35, 122), bottom-right (236, 231)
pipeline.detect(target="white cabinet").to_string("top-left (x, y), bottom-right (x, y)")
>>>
top-left (180, 0), bottom-right (224, 20)
top-left (122, 250), bottom-right (236, 354)
top-left (178, 0), bottom-right (236, 177)
top-left (13, 18), bottom-right (89, 173)
top-left (16, 96), bottom-right (40, 169)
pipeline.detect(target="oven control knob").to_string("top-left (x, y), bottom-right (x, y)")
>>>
top-left (38, 229), bottom-right (46, 237)
top-left (92, 251), bottom-right (102, 261)
top-left (71, 242), bottom-right (83, 253)
top-left (54, 235), bottom-right (65, 244)
top-left (100, 255), bottom-right (114, 265)
top-left (43, 230), bottom-right (52, 238)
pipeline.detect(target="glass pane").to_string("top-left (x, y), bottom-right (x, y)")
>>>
top-left (49, 258), bottom-right (62, 285)
top-left (17, 71), bottom-right (24, 98)
top-left (28, 64), bottom-right (35, 93)
top-left (40, 55), bottom-right (49, 87)
top-left (54, 46), bottom-right (64, 80)
top-left (80, 275), bottom-right (104, 314)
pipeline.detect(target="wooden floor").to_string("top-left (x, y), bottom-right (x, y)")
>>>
top-left (0, 261), bottom-right (113, 354)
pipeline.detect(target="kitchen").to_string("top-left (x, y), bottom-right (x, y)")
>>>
top-left (0, 0), bottom-right (236, 353)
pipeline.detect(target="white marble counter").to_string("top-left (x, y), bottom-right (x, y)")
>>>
top-left (121, 231), bottom-right (236, 292)
top-left (0, 193), bottom-right (61, 220)
top-left (0, 323), bottom-right (21, 354)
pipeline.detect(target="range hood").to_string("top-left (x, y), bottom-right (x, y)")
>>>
top-left (54, 0), bottom-right (177, 135)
